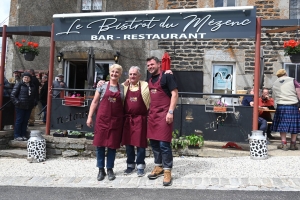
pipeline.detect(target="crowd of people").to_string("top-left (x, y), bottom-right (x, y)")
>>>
top-left (2, 68), bottom-right (68, 140)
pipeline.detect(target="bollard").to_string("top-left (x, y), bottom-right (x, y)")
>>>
top-left (248, 130), bottom-right (268, 160)
top-left (27, 130), bottom-right (46, 163)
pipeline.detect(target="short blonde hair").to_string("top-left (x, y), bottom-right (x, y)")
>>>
top-left (109, 64), bottom-right (123, 74)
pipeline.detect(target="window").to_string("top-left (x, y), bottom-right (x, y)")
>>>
top-left (81, 0), bottom-right (102, 12)
top-left (214, 0), bottom-right (236, 7)
top-left (212, 64), bottom-right (234, 94)
top-left (290, 0), bottom-right (300, 19)
top-left (284, 63), bottom-right (300, 82)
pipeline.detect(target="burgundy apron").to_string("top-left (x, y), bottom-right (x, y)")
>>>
top-left (147, 72), bottom-right (173, 142)
top-left (122, 82), bottom-right (148, 148)
top-left (93, 82), bottom-right (123, 149)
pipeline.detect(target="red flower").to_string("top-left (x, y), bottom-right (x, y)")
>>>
top-left (283, 39), bottom-right (300, 56)
top-left (21, 39), bottom-right (26, 43)
top-left (33, 43), bottom-right (39, 48)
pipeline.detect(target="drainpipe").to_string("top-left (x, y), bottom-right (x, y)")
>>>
top-left (0, 25), bottom-right (7, 130)
top-left (46, 23), bottom-right (55, 135)
top-left (253, 18), bottom-right (261, 130)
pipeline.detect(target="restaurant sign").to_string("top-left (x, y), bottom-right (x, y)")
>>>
top-left (53, 6), bottom-right (256, 41)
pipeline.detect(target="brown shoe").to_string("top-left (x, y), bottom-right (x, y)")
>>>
top-left (277, 144), bottom-right (289, 151)
top-left (290, 143), bottom-right (298, 150)
top-left (147, 166), bottom-right (164, 179)
top-left (163, 170), bottom-right (172, 186)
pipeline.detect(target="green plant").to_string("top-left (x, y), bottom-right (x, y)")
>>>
top-left (214, 100), bottom-right (227, 107)
top-left (68, 131), bottom-right (81, 136)
top-left (85, 132), bottom-right (94, 137)
top-left (171, 130), bottom-right (204, 149)
top-left (185, 134), bottom-right (204, 147)
top-left (15, 39), bottom-right (39, 56)
top-left (284, 40), bottom-right (300, 56)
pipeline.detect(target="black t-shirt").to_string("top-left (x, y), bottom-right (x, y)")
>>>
top-left (147, 72), bottom-right (177, 98)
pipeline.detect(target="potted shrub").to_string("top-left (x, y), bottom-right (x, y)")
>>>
top-left (15, 39), bottom-right (39, 61)
top-left (67, 131), bottom-right (82, 138)
top-left (85, 132), bottom-right (94, 140)
top-left (53, 129), bottom-right (67, 137)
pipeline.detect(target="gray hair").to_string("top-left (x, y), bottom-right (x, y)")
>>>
top-left (129, 66), bottom-right (141, 75)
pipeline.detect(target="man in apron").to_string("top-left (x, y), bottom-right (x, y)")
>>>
top-left (146, 56), bottom-right (178, 186)
top-left (122, 66), bottom-right (150, 177)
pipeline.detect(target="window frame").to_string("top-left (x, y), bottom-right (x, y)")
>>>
top-left (284, 62), bottom-right (300, 82)
top-left (214, 0), bottom-right (236, 7)
top-left (81, 0), bottom-right (103, 12)
top-left (290, 0), bottom-right (300, 19)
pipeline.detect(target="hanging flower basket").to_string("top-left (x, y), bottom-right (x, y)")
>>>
top-left (15, 39), bottom-right (39, 61)
top-left (283, 40), bottom-right (300, 63)
top-left (24, 52), bottom-right (36, 61)
top-left (64, 97), bottom-right (85, 107)
top-left (289, 54), bottom-right (300, 63)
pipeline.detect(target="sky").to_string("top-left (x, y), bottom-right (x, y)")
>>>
top-left (0, 0), bottom-right (11, 49)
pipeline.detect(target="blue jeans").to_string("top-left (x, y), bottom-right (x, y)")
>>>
top-left (41, 102), bottom-right (47, 123)
top-left (258, 117), bottom-right (267, 135)
top-left (14, 108), bottom-right (32, 138)
top-left (96, 147), bottom-right (116, 169)
top-left (125, 145), bottom-right (146, 169)
top-left (150, 139), bottom-right (173, 170)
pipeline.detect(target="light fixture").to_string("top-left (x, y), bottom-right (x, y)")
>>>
top-left (56, 52), bottom-right (64, 63)
top-left (114, 52), bottom-right (120, 63)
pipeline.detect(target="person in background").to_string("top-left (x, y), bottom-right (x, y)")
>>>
top-left (3, 74), bottom-right (11, 97)
top-left (272, 69), bottom-right (300, 151)
top-left (27, 69), bottom-right (40, 126)
top-left (122, 66), bottom-right (150, 177)
top-left (258, 88), bottom-right (275, 139)
top-left (10, 72), bottom-right (36, 141)
top-left (39, 75), bottom-right (48, 124)
top-left (8, 70), bottom-right (21, 84)
top-left (241, 87), bottom-right (268, 137)
top-left (146, 56), bottom-right (178, 186)
top-left (86, 64), bottom-right (124, 181)
top-left (52, 74), bottom-right (67, 98)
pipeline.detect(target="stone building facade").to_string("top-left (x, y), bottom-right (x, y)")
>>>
top-left (5, 0), bottom-right (299, 94)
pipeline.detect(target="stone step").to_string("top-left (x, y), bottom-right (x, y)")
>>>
top-left (0, 149), bottom-right (27, 158)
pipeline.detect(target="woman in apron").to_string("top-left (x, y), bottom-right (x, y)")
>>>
top-left (86, 64), bottom-right (124, 181)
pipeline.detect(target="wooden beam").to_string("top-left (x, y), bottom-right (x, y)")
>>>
top-left (266, 26), bottom-right (300, 33)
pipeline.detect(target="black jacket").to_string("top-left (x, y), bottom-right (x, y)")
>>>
top-left (10, 82), bottom-right (36, 110)
top-left (39, 81), bottom-right (48, 104)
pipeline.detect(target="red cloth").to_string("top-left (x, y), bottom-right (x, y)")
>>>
top-left (161, 52), bottom-right (171, 71)
top-left (122, 83), bottom-right (148, 148)
top-left (93, 82), bottom-right (123, 149)
top-left (147, 72), bottom-right (173, 142)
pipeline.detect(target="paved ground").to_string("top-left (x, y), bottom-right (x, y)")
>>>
top-left (1, 156), bottom-right (300, 191)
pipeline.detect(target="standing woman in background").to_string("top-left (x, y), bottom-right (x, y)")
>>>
top-left (272, 69), bottom-right (300, 151)
top-left (10, 72), bottom-right (36, 141)
top-left (86, 64), bottom-right (124, 181)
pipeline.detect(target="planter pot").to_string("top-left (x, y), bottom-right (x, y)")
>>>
top-left (213, 107), bottom-right (226, 112)
top-left (64, 97), bottom-right (85, 107)
top-left (67, 135), bottom-right (81, 138)
top-left (24, 52), bottom-right (36, 61)
top-left (290, 54), bottom-right (300, 63)
top-left (86, 136), bottom-right (94, 140)
top-left (53, 133), bottom-right (66, 137)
